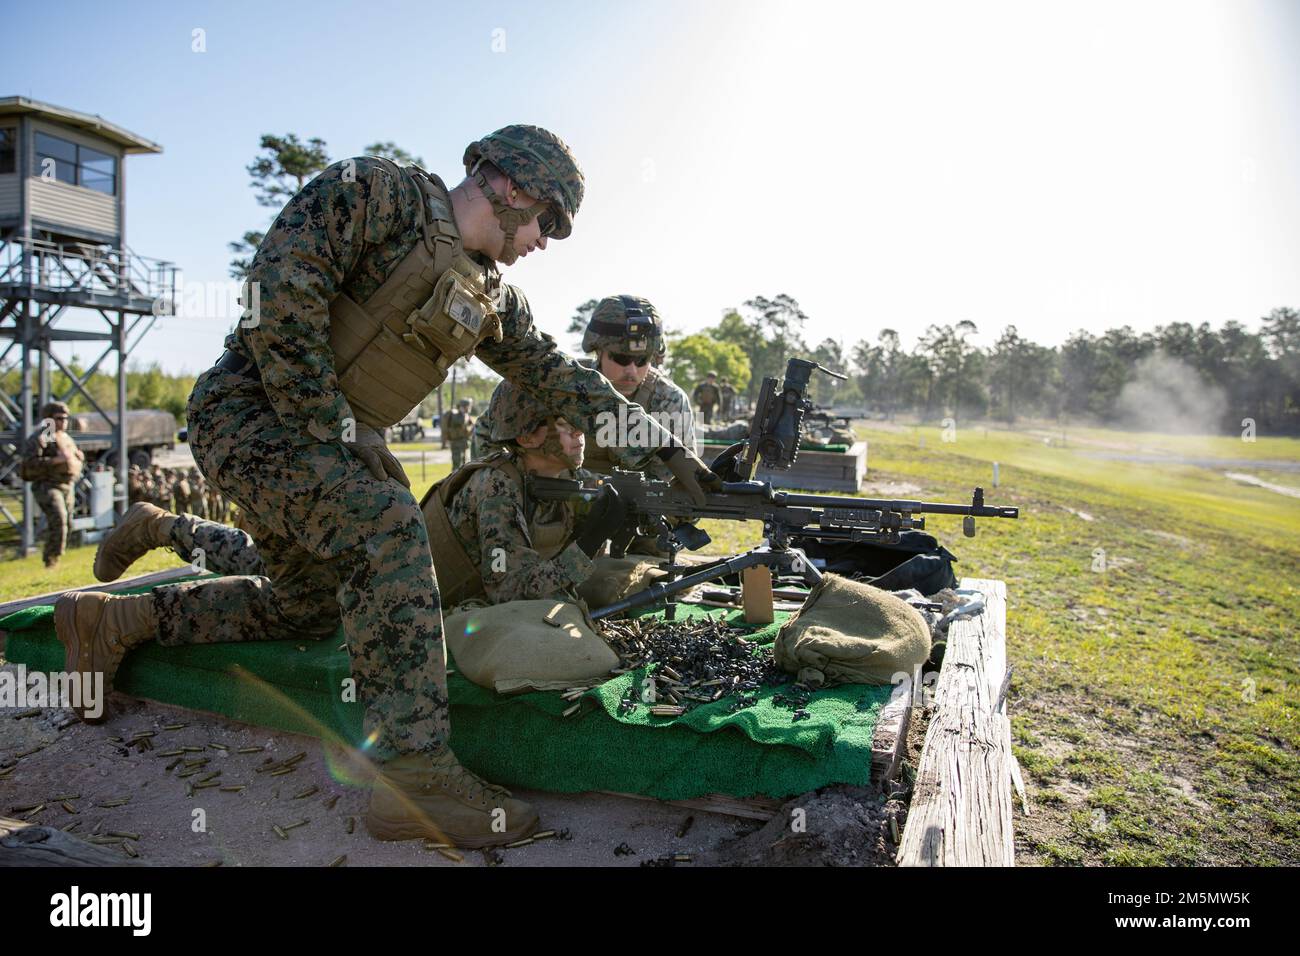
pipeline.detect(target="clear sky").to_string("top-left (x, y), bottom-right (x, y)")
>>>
top-left (5, 0), bottom-right (1299, 373)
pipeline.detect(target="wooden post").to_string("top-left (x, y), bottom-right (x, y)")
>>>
top-left (740, 565), bottom-right (773, 625)
top-left (897, 578), bottom-right (1014, 866)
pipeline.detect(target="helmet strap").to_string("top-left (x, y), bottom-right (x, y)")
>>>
top-left (473, 168), bottom-right (548, 266)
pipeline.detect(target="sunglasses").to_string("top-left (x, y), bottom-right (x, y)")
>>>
top-left (536, 207), bottom-right (558, 238)
top-left (608, 352), bottom-right (649, 368)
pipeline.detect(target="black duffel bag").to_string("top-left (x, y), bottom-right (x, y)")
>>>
top-left (788, 530), bottom-right (958, 595)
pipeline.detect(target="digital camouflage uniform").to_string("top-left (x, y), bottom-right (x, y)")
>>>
top-left (151, 154), bottom-right (676, 762)
top-left (22, 421), bottom-right (83, 565)
top-left (474, 359), bottom-right (694, 481)
top-left (443, 408), bottom-right (475, 469)
top-left (445, 460), bottom-right (592, 604)
top-left (693, 378), bottom-right (721, 425)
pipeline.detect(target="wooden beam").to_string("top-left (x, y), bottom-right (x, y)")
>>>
top-left (0, 816), bottom-right (141, 866)
top-left (0, 564), bottom-right (197, 620)
top-left (870, 679), bottom-right (912, 783)
top-left (897, 577), bottom-right (1014, 866)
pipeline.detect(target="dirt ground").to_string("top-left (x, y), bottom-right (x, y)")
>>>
top-left (0, 661), bottom-right (914, 867)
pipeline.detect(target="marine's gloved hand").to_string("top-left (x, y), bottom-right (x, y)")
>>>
top-left (346, 422), bottom-right (410, 488)
top-left (658, 446), bottom-right (722, 506)
top-left (708, 441), bottom-right (749, 483)
top-left (576, 484), bottom-right (628, 557)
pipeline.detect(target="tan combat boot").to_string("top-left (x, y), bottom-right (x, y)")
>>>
top-left (366, 748), bottom-right (539, 848)
top-left (54, 592), bottom-right (157, 723)
top-left (94, 502), bottom-right (178, 582)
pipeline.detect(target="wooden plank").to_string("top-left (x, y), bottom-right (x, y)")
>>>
top-left (870, 679), bottom-right (913, 783)
top-left (0, 816), bottom-right (141, 867)
top-left (740, 565), bottom-right (774, 625)
top-left (897, 577), bottom-right (1014, 866)
top-left (0, 565), bottom-right (198, 620)
top-left (599, 790), bottom-right (783, 821)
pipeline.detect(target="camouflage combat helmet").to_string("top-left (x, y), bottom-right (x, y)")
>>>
top-left (463, 125), bottom-right (584, 253)
top-left (582, 295), bottom-right (664, 360)
top-left (487, 381), bottom-right (556, 443)
top-left (41, 400), bottom-right (70, 418)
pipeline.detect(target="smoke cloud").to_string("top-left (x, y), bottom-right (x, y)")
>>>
top-left (1115, 352), bottom-right (1228, 434)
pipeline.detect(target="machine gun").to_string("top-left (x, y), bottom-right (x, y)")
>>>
top-left (527, 472), bottom-right (1019, 618)
top-left (527, 357), bottom-right (1019, 619)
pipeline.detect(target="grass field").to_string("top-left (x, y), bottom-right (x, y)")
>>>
top-left (861, 421), bottom-right (1300, 865)
top-left (3, 426), bottom-right (1296, 865)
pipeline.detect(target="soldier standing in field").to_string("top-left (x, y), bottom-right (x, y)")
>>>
top-left (443, 397), bottom-right (475, 469)
top-left (693, 371), bottom-right (721, 425)
top-left (20, 401), bottom-right (84, 569)
top-left (59, 125), bottom-right (718, 849)
top-left (720, 377), bottom-right (735, 420)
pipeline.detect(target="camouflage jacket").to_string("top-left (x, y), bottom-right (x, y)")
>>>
top-left (444, 459), bottom-right (594, 604)
top-left (693, 382), bottom-right (721, 407)
top-left (224, 157), bottom-right (673, 465)
top-left (473, 359), bottom-right (696, 479)
top-left (22, 427), bottom-right (83, 485)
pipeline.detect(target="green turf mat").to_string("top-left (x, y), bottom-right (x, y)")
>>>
top-left (1, 581), bottom-right (889, 799)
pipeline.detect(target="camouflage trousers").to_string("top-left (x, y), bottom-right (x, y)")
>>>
top-left (150, 369), bottom-right (449, 762)
top-left (450, 440), bottom-right (469, 470)
top-left (32, 480), bottom-right (74, 564)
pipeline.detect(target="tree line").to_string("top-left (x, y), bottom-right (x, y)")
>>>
top-left (658, 297), bottom-right (1300, 434)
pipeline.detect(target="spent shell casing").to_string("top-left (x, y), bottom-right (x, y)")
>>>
top-left (165, 758), bottom-right (182, 772)
top-left (533, 829), bottom-right (556, 840)
top-left (106, 831), bottom-right (140, 841)
top-left (14, 746), bottom-right (44, 758)
top-left (123, 842), bottom-right (139, 858)
top-left (157, 749), bottom-right (185, 757)
top-left (284, 752), bottom-right (307, 766)
top-left (282, 819), bottom-right (309, 831)
top-left (107, 736), bottom-right (124, 743)
top-left (208, 743), bottom-right (229, 752)
top-left (162, 723), bottom-right (187, 731)
top-left (436, 847), bottom-right (464, 863)
top-left (197, 771), bottom-right (221, 783)
top-left (10, 802), bottom-right (42, 813)
top-left (323, 794), bottom-right (340, 810)
top-left (272, 825), bottom-right (288, 840)
top-left (129, 731), bottom-right (157, 739)
top-left (96, 798), bottom-right (130, 808)
top-left (269, 767), bottom-right (295, 777)
top-left (345, 817), bottom-right (355, 834)
top-left (889, 816), bottom-right (900, 843)
top-left (220, 786), bottom-right (246, 792)
top-left (504, 838), bottom-right (534, 848)
top-left (328, 854), bottom-right (347, 867)
top-left (562, 703), bottom-right (581, 718)
top-left (236, 746), bottom-right (264, 754)
top-left (292, 786), bottom-right (318, 799)
top-left (61, 801), bottom-right (77, 814)
top-left (61, 821), bottom-right (81, 833)
top-left (182, 746), bottom-right (204, 753)
top-left (11, 707), bottom-right (41, 719)
top-left (673, 853), bottom-right (692, 863)
top-left (192, 781), bottom-right (220, 790)
top-left (423, 841), bottom-right (451, 850)
top-left (200, 860), bottom-right (223, 868)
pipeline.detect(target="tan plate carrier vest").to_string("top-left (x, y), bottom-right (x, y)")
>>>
top-left (328, 160), bottom-right (504, 429)
top-left (582, 366), bottom-right (659, 475)
top-left (420, 452), bottom-right (574, 607)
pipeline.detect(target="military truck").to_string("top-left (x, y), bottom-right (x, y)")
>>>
top-left (388, 408), bottom-right (425, 444)
top-left (68, 409), bottom-right (178, 468)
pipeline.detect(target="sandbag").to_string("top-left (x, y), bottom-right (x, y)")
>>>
top-left (443, 600), bottom-right (618, 695)
top-left (774, 574), bottom-right (930, 688)
top-left (575, 556), bottom-right (663, 609)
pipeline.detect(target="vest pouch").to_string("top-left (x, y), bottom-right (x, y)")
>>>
top-left (404, 261), bottom-right (502, 371)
